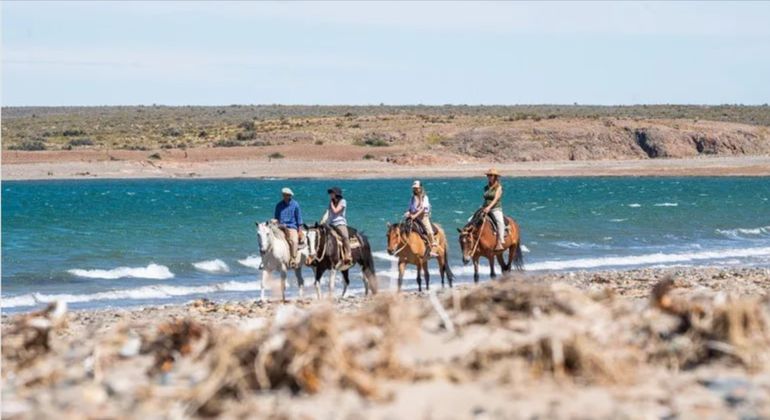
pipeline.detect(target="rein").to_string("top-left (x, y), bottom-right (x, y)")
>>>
top-left (390, 225), bottom-right (411, 256)
top-left (310, 227), bottom-right (329, 262)
top-left (468, 216), bottom-right (486, 257)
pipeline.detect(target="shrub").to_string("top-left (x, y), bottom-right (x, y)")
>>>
top-left (214, 140), bottom-right (241, 147)
top-left (238, 120), bottom-right (255, 130)
top-left (198, 130), bottom-right (208, 138)
top-left (363, 153), bottom-right (375, 160)
top-left (350, 123), bottom-right (361, 128)
top-left (236, 130), bottom-right (256, 141)
top-left (314, 140), bottom-right (324, 145)
top-left (67, 138), bottom-right (94, 147)
top-left (8, 140), bottom-right (47, 151)
top-left (62, 129), bottom-right (86, 137)
top-left (148, 153), bottom-right (162, 160)
top-left (161, 127), bottom-right (182, 137)
top-left (357, 137), bottom-right (389, 147)
top-left (425, 133), bottom-right (447, 145)
top-left (268, 152), bottom-right (285, 159)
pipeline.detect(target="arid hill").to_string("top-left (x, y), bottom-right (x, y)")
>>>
top-left (2, 105), bottom-right (769, 164)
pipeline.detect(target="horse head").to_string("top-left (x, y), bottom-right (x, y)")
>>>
top-left (305, 225), bottom-right (320, 265)
top-left (386, 222), bottom-right (403, 255)
top-left (255, 221), bottom-right (273, 255)
top-left (457, 225), bottom-right (476, 264)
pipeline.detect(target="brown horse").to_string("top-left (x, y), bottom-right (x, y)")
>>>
top-left (458, 210), bottom-right (524, 282)
top-left (386, 220), bottom-right (454, 292)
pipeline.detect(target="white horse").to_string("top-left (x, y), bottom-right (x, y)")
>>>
top-left (255, 221), bottom-right (310, 302)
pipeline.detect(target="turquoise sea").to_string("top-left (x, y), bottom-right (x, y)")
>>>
top-left (3, 177), bottom-right (770, 313)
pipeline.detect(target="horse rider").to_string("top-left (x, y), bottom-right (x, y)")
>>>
top-left (274, 187), bottom-right (304, 268)
top-left (320, 186), bottom-right (352, 265)
top-left (404, 180), bottom-right (439, 257)
top-left (481, 168), bottom-right (505, 251)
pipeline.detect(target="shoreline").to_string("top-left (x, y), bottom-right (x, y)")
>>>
top-left (3, 266), bottom-right (770, 418)
top-left (3, 153), bottom-right (770, 180)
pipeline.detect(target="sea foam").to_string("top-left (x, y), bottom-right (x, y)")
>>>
top-left (193, 259), bottom-right (230, 274)
top-left (2, 280), bottom-right (259, 309)
top-left (716, 225), bottom-right (770, 240)
top-left (237, 255), bottom-right (263, 269)
top-left (67, 263), bottom-right (174, 280)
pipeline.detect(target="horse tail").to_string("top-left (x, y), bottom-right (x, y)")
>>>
top-left (512, 242), bottom-right (525, 271)
top-left (358, 232), bottom-right (378, 294)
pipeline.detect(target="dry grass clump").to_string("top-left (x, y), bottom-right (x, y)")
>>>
top-left (649, 277), bottom-right (770, 370)
top-left (2, 302), bottom-right (68, 369)
top-left (142, 296), bottom-right (416, 416)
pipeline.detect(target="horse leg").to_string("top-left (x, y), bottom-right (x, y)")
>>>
top-left (496, 252), bottom-right (507, 274)
top-left (280, 271), bottom-right (287, 303)
top-left (328, 268), bottom-right (337, 299)
top-left (473, 258), bottom-right (480, 283)
top-left (489, 256), bottom-right (497, 278)
top-left (260, 270), bottom-right (270, 302)
top-left (398, 261), bottom-right (406, 293)
top-left (341, 269), bottom-right (350, 298)
top-left (295, 267), bottom-right (304, 300)
top-left (439, 254), bottom-right (446, 288)
top-left (416, 263), bottom-right (422, 292)
top-left (314, 267), bottom-right (323, 301)
top-left (423, 261), bottom-right (430, 291)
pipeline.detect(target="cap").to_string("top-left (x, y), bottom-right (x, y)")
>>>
top-left (281, 187), bottom-right (294, 196)
top-left (412, 180), bottom-right (422, 189)
top-left (327, 186), bottom-right (342, 197)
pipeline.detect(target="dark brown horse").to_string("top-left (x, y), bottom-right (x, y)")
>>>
top-left (458, 210), bottom-right (523, 282)
top-left (386, 219), bottom-right (454, 292)
top-left (305, 223), bottom-right (377, 299)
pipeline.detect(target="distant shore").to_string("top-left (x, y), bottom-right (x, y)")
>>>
top-left (3, 149), bottom-right (770, 180)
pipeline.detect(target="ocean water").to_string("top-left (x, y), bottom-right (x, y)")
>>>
top-left (3, 177), bottom-right (770, 313)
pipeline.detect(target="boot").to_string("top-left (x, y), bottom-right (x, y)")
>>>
top-left (495, 241), bottom-right (505, 251)
top-left (429, 240), bottom-right (439, 257)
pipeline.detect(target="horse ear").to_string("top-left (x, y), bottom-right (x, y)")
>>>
top-left (456, 227), bottom-right (462, 233)
top-left (386, 222), bottom-right (392, 228)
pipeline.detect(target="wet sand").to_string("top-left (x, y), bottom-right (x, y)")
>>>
top-left (3, 266), bottom-right (770, 418)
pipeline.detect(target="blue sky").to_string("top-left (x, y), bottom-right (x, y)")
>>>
top-left (3, 1), bottom-right (769, 106)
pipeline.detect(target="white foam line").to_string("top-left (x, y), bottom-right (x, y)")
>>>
top-left (67, 263), bottom-right (174, 280)
top-left (2, 280), bottom-right (260, 309)
top-left (193, 259), bottom-right (230, 274)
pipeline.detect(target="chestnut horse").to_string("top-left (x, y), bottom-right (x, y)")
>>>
top-left (457, 210), bottom-right (524, 282)
top-left (386, 219), bottom-right (454, 292)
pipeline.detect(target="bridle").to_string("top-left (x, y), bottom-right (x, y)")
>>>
top-left (308, 226), bottom-right (328, 263)
top-left (462, 217), bottom-right (486, 258)
top-left (388, 225), bottom-right (410, 256)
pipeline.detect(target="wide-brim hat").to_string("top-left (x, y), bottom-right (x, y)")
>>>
top-left (485, 168), bottom-right (501, 177)
top-left (281, 187), bottom-right (294, 196)
top-left (327, 186), bottom-right (342, 197)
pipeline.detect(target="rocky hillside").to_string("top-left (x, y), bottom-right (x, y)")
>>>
top-left (3, 106), bottom-right (769, 163)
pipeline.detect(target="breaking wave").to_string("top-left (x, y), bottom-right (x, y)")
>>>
top-left (67, 263), bottom-right (174, 280)
top-left (716, 225), bottom-right (770, 240)
top-left (2, 280), bottom-right (259, 309)
top-left (237, 255), bottom-right (262, 269)
top-left (193, 259), bottom-right (230, 274)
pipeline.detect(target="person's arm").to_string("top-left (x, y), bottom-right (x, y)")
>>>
top-left (329, 199), bottom-right (344, 214)
top-left (294, 203), bottom-right (303, 227)
top-left (483, 187), bottom-right (502, 213)
top-left (274, 203), bottom-right (281, 221)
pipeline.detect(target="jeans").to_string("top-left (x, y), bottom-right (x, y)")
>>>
top-left (332, 224), bottom-right (351, 260)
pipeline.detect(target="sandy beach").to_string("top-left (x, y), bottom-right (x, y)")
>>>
top-left (3, 148), bottom-right (770, 180)
top-left (4, 266), bottom-right (770, 419)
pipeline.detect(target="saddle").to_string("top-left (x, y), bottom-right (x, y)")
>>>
top-left (469, 210), bottom-right (512, 239)
top-left (327, 225), bottom-right (361, 249)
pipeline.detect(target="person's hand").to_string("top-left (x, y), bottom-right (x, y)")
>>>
top-left (482, 207), bottom-right (490, 214)
top-left (403, 212), bottom-right (409, 218)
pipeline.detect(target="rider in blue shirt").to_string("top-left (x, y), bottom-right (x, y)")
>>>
top-left (274, 187), bottom-right (303, 267)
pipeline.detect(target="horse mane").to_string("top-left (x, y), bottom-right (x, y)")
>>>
top-left (269, 223), bottom-right (286, 240)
